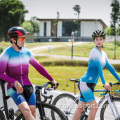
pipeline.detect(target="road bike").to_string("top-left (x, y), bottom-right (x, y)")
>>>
top-left (0, 79), bottom-right (67, 120)
top-left (52, 78), bottom-right (120, 120)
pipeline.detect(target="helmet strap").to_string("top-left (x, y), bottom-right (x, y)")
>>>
top-left (14, 39), bottom-right (22, 50)
top-left (96, 45), bottom-right (104, 48)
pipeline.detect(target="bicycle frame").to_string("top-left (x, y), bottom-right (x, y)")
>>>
top-left (0, 80), bottom-right (10, 119)
top-left (94, 89), bottom-right (120, 119)
top-left (0, 80), bottom-right (54, 120)
top-left (68, 79), bottom-right (120, 119)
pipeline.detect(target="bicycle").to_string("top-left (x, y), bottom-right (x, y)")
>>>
top-left (52, 78), bottom-right (120, 120)
top-left (0, 79), bottom-right (67, 120)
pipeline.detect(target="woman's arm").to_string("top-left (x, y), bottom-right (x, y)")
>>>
top-left (29, 54), bottom-right (53, 81)
top-left (105, 55), bottom-right (120, 82)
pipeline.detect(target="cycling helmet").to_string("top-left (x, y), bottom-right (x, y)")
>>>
top-left (92, 30), bottom-right (106, 40)
top-left (8, 26), bottom-right (26, 50)
top-left (8, 26), bottom-right (26, 39)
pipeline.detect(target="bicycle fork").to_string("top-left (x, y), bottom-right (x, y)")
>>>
top-left (107, 95), bottom-right (120, 119)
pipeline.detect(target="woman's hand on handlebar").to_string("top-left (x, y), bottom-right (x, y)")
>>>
top-left (103, 83), bottom-right (112, 91)
top-left (14, 81), bottom-right (23, 94)
top-left (51, 80), bottom-right (58, 90)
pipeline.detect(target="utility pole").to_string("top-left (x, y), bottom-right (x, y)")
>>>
top-left (56, 11), bottom-right (59, 40)
top-left (77, 12), bottom-right (80, 41)
top-left (71, 32), bottom-right (74, 59)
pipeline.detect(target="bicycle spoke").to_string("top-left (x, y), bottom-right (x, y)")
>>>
top-left (52, 93), bottom-right (78, 120)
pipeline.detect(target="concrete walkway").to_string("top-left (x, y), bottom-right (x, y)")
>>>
top-left (29, 43), bottom-right (120, 65)
top-left (34, 53), bottom-right (120, 65)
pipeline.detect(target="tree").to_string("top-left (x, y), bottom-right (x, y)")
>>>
top-left (20, 21), bottom-right (33, 32)
top-left (110, 0), bottom-right (120, 59)
top-left (30, 16), bottom-right (40, 33)
top-left (73, 4), bottom-right (81, 41)
top-left (111, 0), bottom-right (120, 32)
top-left (21, 17), bottom-right (40, 33)
top-left (105, 26), bottom-right (114, 36)
top-left (0, 0), bottom-right (28, 41)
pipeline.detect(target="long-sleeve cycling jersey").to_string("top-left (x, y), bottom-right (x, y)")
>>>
top-left (0, 46), bottom-right (53, 90)
top-left (80, 47), bottom-right (120, 84)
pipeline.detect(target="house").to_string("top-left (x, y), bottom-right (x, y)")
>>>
top-left (36, 18), bottom-right (107, 42)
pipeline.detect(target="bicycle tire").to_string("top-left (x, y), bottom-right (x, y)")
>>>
top-left (36, 103), bottom-right (67, 120)
top-left (100, 97), bottom-right (120, 120)
top-left (0, 111), bottom-right (5, 120)
top-left (52, 93), bottom-right (79, 120)
top-left (80, 111), bottom-right (88, 120)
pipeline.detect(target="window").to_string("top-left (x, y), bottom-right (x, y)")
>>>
top-left (62, 21), bottom-right (80, 36)
top-left (44, 22), bottom-right (47, 36)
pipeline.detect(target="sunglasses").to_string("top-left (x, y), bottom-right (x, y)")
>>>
top-left (18, 37), bottom-right (25, 41)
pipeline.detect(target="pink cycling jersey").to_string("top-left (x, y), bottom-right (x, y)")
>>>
top-left (0, 46), bottom-right (53, 90)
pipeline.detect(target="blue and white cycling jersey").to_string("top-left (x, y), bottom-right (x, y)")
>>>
top-left (80, 47), bottom-right (120, 84)
top-left (78, 47), bottom-right (120, 103)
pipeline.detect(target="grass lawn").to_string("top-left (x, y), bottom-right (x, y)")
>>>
top-left (0, 41), bottom-right (70, 49)
top-left (29, 66), bottom-right (120, 96)
top-left (1, 41), bottom-right (120, 59)
top-left (1, 41), bottom-right (120, 96)
top-left (37, 42), bottom-right (120, 60)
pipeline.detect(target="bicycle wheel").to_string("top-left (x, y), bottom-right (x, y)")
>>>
top-left (100, 97), bottom-right (120, 120)
top-left (52, 93), bottom-right (79, 120)
top-left (80, 111), bottom-right (88, 120)
top-left (36, 103), bottom-right (67, 120)
top-left (0, 111), bottom-right (5, 120)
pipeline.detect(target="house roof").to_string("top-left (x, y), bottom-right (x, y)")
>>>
top-left (37, 18), bottom-right (107, 29)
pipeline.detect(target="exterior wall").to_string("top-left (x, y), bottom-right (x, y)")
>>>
top-left (81, 21), bottom-right (104, 37)
top-left (40, 21), bottom-right (44, 36)
top-left (40, 21), bottom-right (51, 36)
top-left (38, 19), bottom-right (106, 42)
top-left (95, 22), bottom-right (103, 31)
top-left (58, 21), bottom-right (62, 37)
top-left (47, 21), bottom-right (51, 36)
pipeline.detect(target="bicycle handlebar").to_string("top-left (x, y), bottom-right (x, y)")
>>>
top-left (35, 82), bottom-right (59, 104)
top-left (35, 82), bottom-right (59, 90)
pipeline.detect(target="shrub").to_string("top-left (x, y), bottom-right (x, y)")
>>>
top-left (116, 41), bottom-right (120, 46)
top-left (0, 48), bottom-right (3, 54)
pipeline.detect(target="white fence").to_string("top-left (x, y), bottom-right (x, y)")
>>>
top-left (106, 36), bottom-right (120, 42)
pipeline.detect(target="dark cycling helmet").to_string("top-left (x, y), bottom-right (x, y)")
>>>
top-left (92, 30), bottom-right (106, 40)
top-left (8, 26), bottom-right (26, 39)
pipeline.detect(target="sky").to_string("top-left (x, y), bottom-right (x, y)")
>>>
top-left (20, 0), bottom-right (114, 27)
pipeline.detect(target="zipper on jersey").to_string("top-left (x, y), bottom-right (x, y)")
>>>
top-left (19, 52), bottom-right (24, 85)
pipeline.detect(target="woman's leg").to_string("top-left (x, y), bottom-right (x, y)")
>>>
top-left (73, 101), bottom-right (86, 120)
top-left (87, 100), bottom-right (98, 120)
top-left (18, 102), bottom-right (35, 120)
top-left (29, 105), bottom-right (36, 119)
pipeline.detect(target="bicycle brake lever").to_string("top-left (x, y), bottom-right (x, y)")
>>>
top-left (51, 83), bottom-right (59, 90)
top-left (109, 82), bottom-right (113, 87)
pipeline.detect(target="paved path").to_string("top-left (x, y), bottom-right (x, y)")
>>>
top-left (33, 54), bottom-right (120, 64)
top-left (0, 84), bottom-right (102, 119)
top-left (29, 43), bottom-right (120, 65)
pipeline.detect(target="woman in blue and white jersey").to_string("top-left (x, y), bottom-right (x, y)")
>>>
top-left (73, 30), bottom-right (120, 120)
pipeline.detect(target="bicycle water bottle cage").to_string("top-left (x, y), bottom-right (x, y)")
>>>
top-left (100, 93), bottom-right (106, 96)
top-left (9, 108), bottom-right (14, 119)
top-left (115, 90), bottom-right (120, 93)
